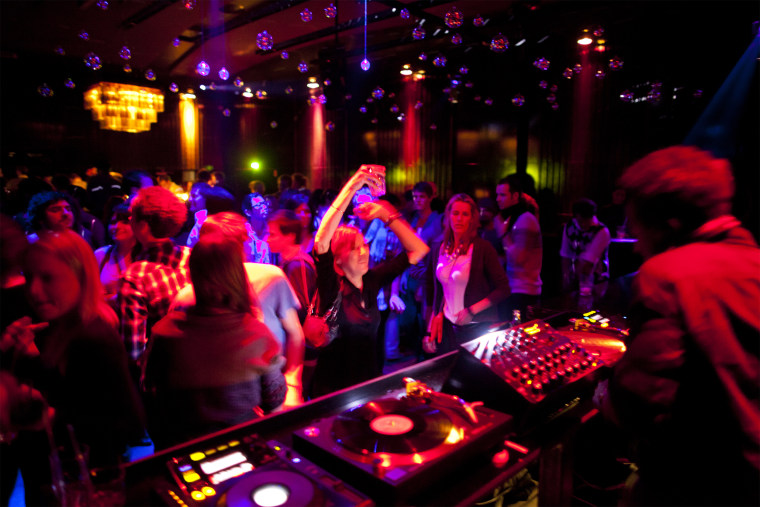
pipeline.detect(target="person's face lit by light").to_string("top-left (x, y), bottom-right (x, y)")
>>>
top-left (265, 223), bottom-right (290, 254)
top-left (44, 200), bottom-right (74, 232)
top-left (337, 235), bottom-right (370, 278)
top-left (295, 203), bottom-right (311, 230)
top-left (449, 201), bottom-right (473, 237)
top-left (109, 211), bottom-right (133, 245)
top-left (495, 183), bottom-right (519, 210)
top-left (412, 191), bottom-right (432, 213)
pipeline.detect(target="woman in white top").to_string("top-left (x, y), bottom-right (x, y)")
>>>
top-left (94, 202), bottom-right (139, 303)
top-left (423, 194), bottom-right (510, 355)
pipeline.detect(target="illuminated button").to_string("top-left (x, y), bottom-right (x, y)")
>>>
top-left (189, 452), bottom-right (205, 461)
top-left (178, 464), bottom-right (192, 472)
top-left (183, 471), bottom-right (201, 483)
top-left (204, 448), bottom-right (216, 456)
top-left (201, 486), bottom-right (216, 496)
top-left (190, 490), bottom-right (206, 501)
top-left (216, 444), bottom-right (228, 451)
top-left (229, 440), bottom-right (240, 447)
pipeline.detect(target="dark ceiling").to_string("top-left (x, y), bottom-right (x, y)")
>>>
top-left (0, 1), bottom-right (757, 104)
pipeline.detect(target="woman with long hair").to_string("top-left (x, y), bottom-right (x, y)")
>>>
top-left (1, 230), bottom-right (144, 504)
top-left (423, 194), bottom-right (511, 355)
top-left (145, 232), bottom-right (286, 449)
top-left (309, 166), bottom-right (429, 398)
top-left (94, 201), bottom-right (140, 302)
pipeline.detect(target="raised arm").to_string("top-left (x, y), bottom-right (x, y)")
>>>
top-left (354, 200), bottom-right (430, 265)
top-left (314, 166), bottom-right (383, 255)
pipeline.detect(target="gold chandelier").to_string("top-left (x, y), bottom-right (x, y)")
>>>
top-left (84, 82), bottom-right (165, 133)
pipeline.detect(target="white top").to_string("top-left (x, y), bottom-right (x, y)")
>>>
top-left (436, 244), bottom-right (473, 323)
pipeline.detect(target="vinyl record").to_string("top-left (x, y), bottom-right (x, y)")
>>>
top-left (225, 470), bottom-right (316, 507)
top-left (332, 398), bottom-right (453, 454)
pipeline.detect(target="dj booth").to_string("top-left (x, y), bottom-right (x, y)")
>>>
top-left (124, 311), bottom-right (628, 507)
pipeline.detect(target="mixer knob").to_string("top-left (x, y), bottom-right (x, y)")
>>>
top-left (581, 360), bottom-right (590, 369)
top-left (521, 363), bottom-right (530, 371)
top-left (529, 359), bottom-right (538, 368)
top-left (531, 382), bottom-right (544, 395)
top-left (510, 366), bottom-right (521, 378)
top-left (548, 373), bottom-right (559, 386)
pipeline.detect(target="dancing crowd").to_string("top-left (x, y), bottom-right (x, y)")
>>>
top-left (1, 146), bottom-right (757, 506)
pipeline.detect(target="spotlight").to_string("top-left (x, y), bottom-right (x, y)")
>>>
top-left (307, 77), bottom-right (320, 89)
top-left (400, 64), bottom-right (413, 76)
top-left (577, 29), bottom-right (593, 45)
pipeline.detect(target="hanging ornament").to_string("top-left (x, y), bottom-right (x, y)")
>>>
top-left (595, 69), bottom-right (606, 79)
top-left (281, 51), bottom-right (289, 60)
top-left (359, 105), bottom-right (367, 113)
top-left (173, 38), bottom-right (181, 47)
top-left (257, 31), bottom-right (274, 51)
top-left (562, 68), bottom-right (573, 79)
top-left (400, 8), bottom-right (410, 19)
top-left (550, 84), bottom-right (558, 92)
top-left (459, 66), bottom-right (469, 75)
top-left (619, 90), bottom-right (634, 102)
top-left (78, 29), bottom-right (89, 41)
top-left (473, 15), bottom-right (485, 27)
top-left (64, 78), bottom-right (75, 89)
top-left (433, 56), bottom-right (447, 67)
top-left (209, 82), bottom-right (217, 90)
top-left (573, 63), bottom-right (583, 74)
top-left (465, 81), bottom-right (474, 88)
top-left (429, 123), bottom-right (437, 130)
top-left (414, 101), bottom-right (423, 109)
top-left (96, 0), bottom-right (108, 10)
top-left (609, 56), bottom-right (624, 70)
top-left (390, 104), bottom-right (399, 113)
top-left (184, 0), bottom-right (195, 10)
top-left (298, 61), bottom-right (308, 73)
top-left (538, 80), bottom-right (548, 89)
top-left (593, 27), bottom-right (604, 37)
top-left (318, 94), bottom-right (327, 104)
top-left (418, 52), bottom-right (427, 61)
top-left (490, 33), bottom-right (508, 52)
top-left (397, 113), bottom-right (406, 122)
top-left (144, 69), bottom-right (156, 81)
top-left (451, 33), bottom-right (463, 45)
top-left (84, 52), bottom-right (102, 70)
top-left (325, 121), bottom-right (335, 131)
top-left (693, 89), bottom-right (703, 98)
top-left (170, 83), bottom-right (179, 92)
top-left (308, 96), bottom-right (318, 106)
top-left (533, 58), bottom-right (550, 71)
top-left (54, 46), bottom-right (65, 56)
top-left (270, 121), bottom-right (278, 128)
top-left (223, 109), bottom-right (231, 117)
top-left (119, 46), bottom-right (131, 60)
top-left (196, 61), bottom-right (210, 76)
top-left (324, 3), bottom-right (337, 18)
top-left (218, 67), bottom-right (230, 80)
top-left (300, 8), bottom-right (313, 22)
top-left (371, 118), bottom-right (378, 124)
top-left (123, 64), bottom-right (132, 73)
top-left (551, 102), bottom-right (560, 111)
top-left (234, 77), bottom-right (244, 87)
top-left (444, 7), bottom-right (464, 28)
top-left (412, 26), bottom-right (426, 40)
top-left (37, 84), bottom-right (54, 97)
top-left (546, 93), bottom-right (556, 103)
top-left (366, 97), bottom-right (374, 103)
top-left (256, 90), bottom-right (266, 99)
top-left (484, 98), bottom-right (493, 106)
top-left (372, 87), bottom-right (385, 99)
top-left (512, 94), bottom-right (525, 107)
top-left (361, 58), bottom-right (370, 71)
top-left (285, 86), bottom-right (294, 95)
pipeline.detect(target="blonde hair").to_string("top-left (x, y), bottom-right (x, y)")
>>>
top-left (27, 230), bottom-right (117, 327)
top-left (442, 193), bottom-right (479, 255)
top-left (330, 225), bottom-right (363, 274)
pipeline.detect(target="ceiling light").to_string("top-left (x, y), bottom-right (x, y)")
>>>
top-left (400, 64), bottom-right (413, 76)
top-left (242, 90), bottom-right (253, 98)
top-left (307, 77), bottom-right (320, 89)
top-left (84, 82), bottom-right (164, 133)
top-left (577, 29), bottom-right (593, 45)
top-left (515, 38), bottom-right (526, 46)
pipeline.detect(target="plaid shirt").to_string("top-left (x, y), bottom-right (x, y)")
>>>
top-left (118, 240), bottom-right (190, 361)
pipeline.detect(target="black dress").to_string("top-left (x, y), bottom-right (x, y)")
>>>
top-left (310, 249), bottom-right (409, 398)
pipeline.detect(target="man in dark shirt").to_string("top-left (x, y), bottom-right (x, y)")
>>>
top-left (595, 146), bottom-right (760, 506)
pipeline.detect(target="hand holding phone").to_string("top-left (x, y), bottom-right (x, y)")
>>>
top-left (359, 164), bottom-right (386, 197)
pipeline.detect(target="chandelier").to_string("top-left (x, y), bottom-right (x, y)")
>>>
top-left (84, 82), bottom-right (165, 133)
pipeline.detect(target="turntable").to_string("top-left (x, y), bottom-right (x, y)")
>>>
top-left (292, 378), bottom-right (512, 504)
top-left (163, 435), bottom-right (372, 506)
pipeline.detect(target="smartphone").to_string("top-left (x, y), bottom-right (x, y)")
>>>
top-left (361, 164), bottom-right (386, 197)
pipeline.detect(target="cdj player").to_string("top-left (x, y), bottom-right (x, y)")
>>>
top-left (161, 434), bottom-right (372, 507)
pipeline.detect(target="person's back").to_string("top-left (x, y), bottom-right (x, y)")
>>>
top-left (598, 146), bottom-right (760, 506)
